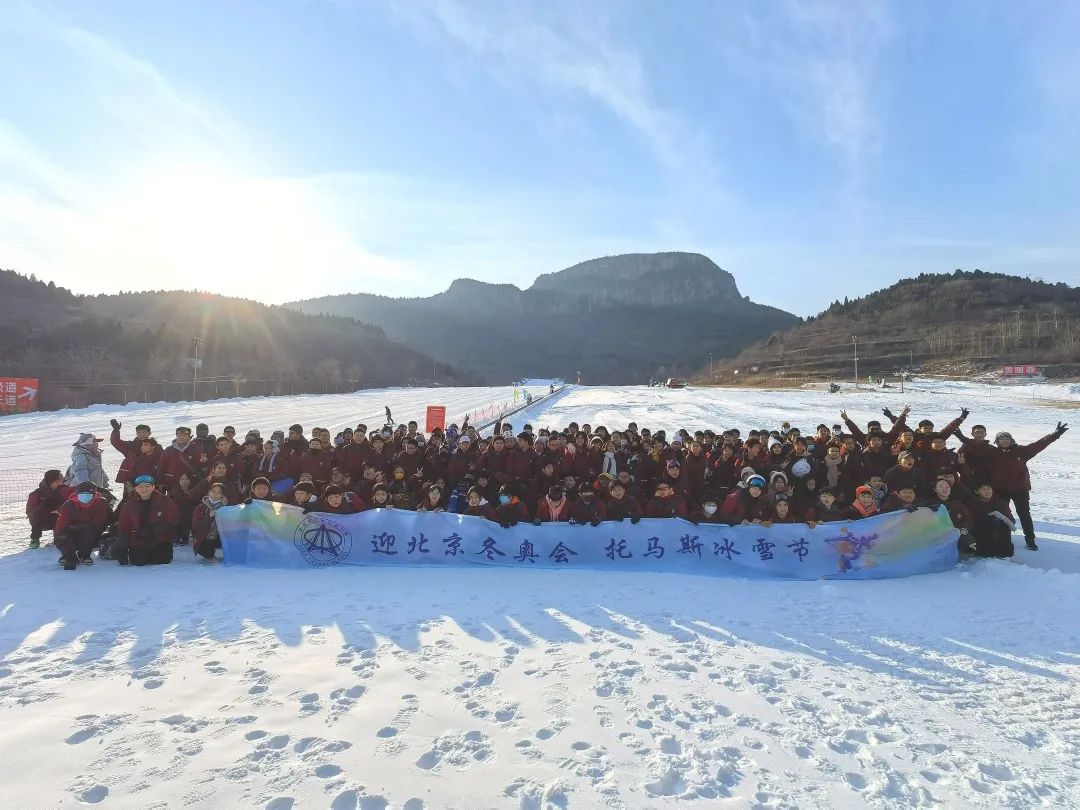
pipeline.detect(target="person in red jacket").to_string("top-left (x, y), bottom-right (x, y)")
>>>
top-left (120, 438), bottom-right (162, 488)
top-left (53, 482), bottom-right (109, 569)
top-left (845, 485), bottom-right (880, 520)
top-left (116, 475), bottom-right (179, 566)
top-left (507, 433), bottom-right (537, 484)
top-left (494, 484), bottom-right (531, 527)
top-left (646, 481), bottom-right (688, 518)
top-left (339, 427), bottom-right (372, 480)
top-left (26, 469), bottom-right (70, 548)
top-left (159, 427), bottom-right (204, 493)
top-left (604, 480), bottom-right (643, 523)
top-left (961, 423), bottom-right (1067, 550)
top-left (191, 483), bottom-right (229, 561)
top-left (463, 487), bottom-right (496, 520)
top-left (570, 481), bottom-right (607, 526)
top-left (534, 486), bottom-right (571, 523)
top-left (294, 436), bottom-right (334, 493)
top-left (313, 484), bottom-right (364, 514)
top-left (719, 475), bottom-right (769, 525)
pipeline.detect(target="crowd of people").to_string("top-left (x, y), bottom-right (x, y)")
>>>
top-left (25, 406), bottom-right (1067, 571)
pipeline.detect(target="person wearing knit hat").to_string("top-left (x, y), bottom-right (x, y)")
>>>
top-left (846, 485), bottom-right (880, 520)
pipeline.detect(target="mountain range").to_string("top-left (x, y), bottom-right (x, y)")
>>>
top-left (289, 252), bottom-right (798, 384)
top-left (709, 270), bottom-right (1080, 383)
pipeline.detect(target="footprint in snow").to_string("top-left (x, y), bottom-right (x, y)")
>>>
top-left (76, 784), bottom-right (109, 804)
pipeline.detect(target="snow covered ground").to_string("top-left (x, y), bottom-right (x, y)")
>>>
top-left (1, 383), bottom-right (1078, 808)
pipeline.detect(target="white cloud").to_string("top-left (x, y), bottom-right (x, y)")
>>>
top-left (735, 0), bottom-right (893, 178)
top-left (389, 0), bottom-right (716, 180)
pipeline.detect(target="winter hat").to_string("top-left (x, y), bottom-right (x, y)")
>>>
top-left (747, 475), bottom-right (766, 489)
top-left (767, 437), bottom-right (782, 451)
top-left (666, 459), bottom-right (681, 469)
top-left (76, 481), bottom-right (96, 494)
top-left (740, 466), bottom-right (758, 482)
top-left (73, 432), bottom-right (99, 448)
top-left (855, 485), bottom-right (874, 497)
top-left (791, 459), bottom-right (812, 479)
top-left (995, 431), bottom-right (1013, 444)
top-left (43, 469), bottom-right (63, 486)
top-left (323, 484), bottom-right (343, 497)
top-left (769, 471), bottom-right (788, 485)
top-left (898, 450), bottom-right (914, 461)
top-left (133, 474), bottom-right (155, 485)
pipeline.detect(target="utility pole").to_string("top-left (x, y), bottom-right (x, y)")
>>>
top-left (852, 336), bottom-right (859, 389)
top-left (191, 337), bottom-right (203, 400)
top-left (708, 353), bottom-right (713, 378)
top-left (433, 358), bottom-right (437, 386)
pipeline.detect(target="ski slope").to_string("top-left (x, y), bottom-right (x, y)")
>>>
top-left (1, 383), bottom-right (1078, 808)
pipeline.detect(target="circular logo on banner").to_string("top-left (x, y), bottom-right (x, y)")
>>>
top-left (294, 515), bottom-right (353, 567)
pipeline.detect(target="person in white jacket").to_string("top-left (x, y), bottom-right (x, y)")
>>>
top-left (65, 432), bottom-right (110, 491)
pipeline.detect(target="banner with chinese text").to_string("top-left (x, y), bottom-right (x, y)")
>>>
top-left (0, 377), bottom-right (39, 413)
top-left (217, 501), bottom-right (959, 580)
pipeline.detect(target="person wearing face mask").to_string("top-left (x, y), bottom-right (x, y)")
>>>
top-left (53, 482), bottom-right (109, 570)
top-left (387, 464), bottom-right (417, 509)
top-left (191, 483), bottom-right (228, 561)
top-left (688, 497), bottom-right (725, 525)
top-left (960, 422), bottom-right (1067, 550)
top-left (494, 484), bottom-right (530, 528)
top-left (570, 480), bottom-right (606, 526)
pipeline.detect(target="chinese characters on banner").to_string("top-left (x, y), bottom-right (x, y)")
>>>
top-left (217, 502), bottom-right (960, 581)
top-left (0, 377), bottom-right (39, 413)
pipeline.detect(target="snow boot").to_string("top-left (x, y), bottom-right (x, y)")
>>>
top-left (1025, 538), bottom-right (1039, 551)
top-left (63, 557), bottom-right (77, 571)
top-left (79, 555), bottom-right (94, 566)
top-left (28, 538), bottom-right (40, 549)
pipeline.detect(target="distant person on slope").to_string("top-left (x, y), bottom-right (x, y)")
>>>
top-left (960, 422), bottom-right (1068, 550)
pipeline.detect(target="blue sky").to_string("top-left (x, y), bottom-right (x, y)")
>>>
top-left (1, 0), bottom-right (1078, 315)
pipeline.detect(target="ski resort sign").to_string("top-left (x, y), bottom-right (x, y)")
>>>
top-left (218, 502), bottom-right (959, 580)
top-left (0, 377), bottom-right (39, 413)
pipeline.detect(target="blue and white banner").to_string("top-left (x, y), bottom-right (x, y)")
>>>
top-left (217, 501), bottom-right (959, 580)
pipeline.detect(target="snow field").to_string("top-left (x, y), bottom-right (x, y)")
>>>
top-left (0, 382), bottom-right (1078, 808)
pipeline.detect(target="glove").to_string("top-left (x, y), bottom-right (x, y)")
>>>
top-left (499, 520), bottom-right (511, 529)
top-left (589, 518), bottom-right (601, 527)
top-left (532, 519), bottom-right (542, 527)
top-left (960, 407), bottom-right (970, 419)
top-left (906, 504), bottom-right (918, 513)
top-left (509, 519), bottom-right (519, 527)
top-left (1057, 421), bottom-right (1069, 436)
top-left (630, 515), bottom-right (641, 525)
top-left (243, 498), bottom-right (253, 505)
top-left (882, 408), bottom-right (894, 419)
top-left (568, 518), bottom-right (578, 526)
top-left (110, 419), bottom-right (121, 431)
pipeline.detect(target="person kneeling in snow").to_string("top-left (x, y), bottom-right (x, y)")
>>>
top-left (25, 469), bottom-right (70, 549)
top-left (192, 483), bottom-right (228, 561)
top-left (54, 482), bottom-right (109, 570)
top-left (116, 475), bottom-right (179, 566)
